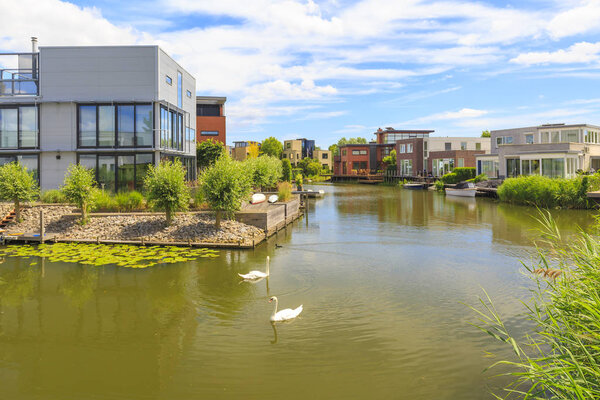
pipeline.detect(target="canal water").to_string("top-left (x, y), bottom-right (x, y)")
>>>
top-left (0, 184), bottom-right (593, 400)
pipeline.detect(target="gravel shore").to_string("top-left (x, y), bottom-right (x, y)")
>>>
top-left (5, 205), bottom-right (264, 244)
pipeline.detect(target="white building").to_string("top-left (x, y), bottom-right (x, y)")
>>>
top-left (0, 39), bottom-right (197, 191)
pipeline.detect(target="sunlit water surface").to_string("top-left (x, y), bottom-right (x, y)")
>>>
top-left (0, 184), bottom-right (593, 400)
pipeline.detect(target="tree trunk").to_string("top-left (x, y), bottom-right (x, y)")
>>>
top-left (166, 209), bottom-right (172, 226)
top-left (14, 198), bottom-right (20, 223)
top-left (81, 200), bottom-right (88, 224)
top-left (215, 211), bottom-right (222, 229)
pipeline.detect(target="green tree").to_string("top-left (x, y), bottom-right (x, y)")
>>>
top-left (481, 130), bottom-right (491, 138)
top-left (245, 156), bottom-right (282, 189)
top-left (282, 158), bottom-right (292, 182)
top-left (328, 144), bottom-right (339, 156)
top-left (382, 149), bottom-right (397, 167)
top-left (260, 137), bottom-right (283, 158)
top-left (61, 164), bottom-right (96, 224)
top-left (200, 156), bottom-right (252, 228)
top-left (298, 157), bottom-right (321, 177)
top-left (143, 160), bottom-right (190, 225)
top-left (0, 162), bottom-right (39, 222)
top-left (196, 139), bottom-right (226, 170)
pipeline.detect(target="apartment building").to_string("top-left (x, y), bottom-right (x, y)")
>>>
top-left (282, 138), bottom-right (315, 166)
top-left (313, 149), bottom-right (332, 171)
top-left (231, 141), bottom-right (260, 161)
top-left (196, 96), bottom-right (226, 145)
top-left (477, 123), bottom-right (600, 179)
top-left (0, 39), bottom-right (196, 191)
top-left (396, 137), bottom-right (490, 177)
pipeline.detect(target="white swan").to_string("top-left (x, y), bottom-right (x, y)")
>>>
top-left (238, 256), bottom-right (270, 280)
top-left (269, 296), bottom-right (303, 322)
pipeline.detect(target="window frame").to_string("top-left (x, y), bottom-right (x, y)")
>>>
top-left (0, 153), bottom-right (40, 183)
top-left (76, 152), bottom-right (155, 192)
top-left (0, 104), bottom-right (40, 150)
top-left (165, 75), bottom-right (173, 85)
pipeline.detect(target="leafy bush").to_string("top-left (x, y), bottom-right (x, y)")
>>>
top-left (0, 162), bottom-right (39, 222)
top-left (467, 173), bottom-right (488, 183)
top-left (298, 157), bottom-right (321, 177)
top-left (196, 139), bottom-right (226, 170)
top-left (434, 180), bottom-right (445, 191)
top-left (440, 168), bottom-right (476, 184)
top-left (282, 158), bottom-right (292, 182)
top-left (440, 172), bottom-right (459, 184)
top-left (115, 191), bottom-right (144, 212)
top-left (245, 156), bottom-right (282, 189)
top-left (277, 181), bottom-right (292, 202)
top-left (91, 189), bottom-right (117, 212)
top-left (295, 173), bottom-right (303, 191)
top-left (143, 160), bottom-right (190, 225)
top-left (498, 175), bottom-right (600, 209)
top-left (200, 156), bottom-right (252, 228)
top-left (61, 164), bottom-right (97, 223)
top-left (40, 189), bottom-right (66, 203)
top-left (192, 187), bottom-right (205, 209)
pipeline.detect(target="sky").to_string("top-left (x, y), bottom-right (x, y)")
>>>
top-left (1, 0), bottom-right (600, 147)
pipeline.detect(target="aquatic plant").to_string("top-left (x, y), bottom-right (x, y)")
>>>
top-left (473, 210), bottom-right (600, 399)
top-left (434, 180), bottom-right (445, 191)
top-left (0, 161), bottom-right (39, 222)
top-left (200, 156), bottom-right (252, 228)
top-left (61, 164), bottom-right (97, 223)
top-left (143, 160), bottom-right (190, 225)
top-left (0, 243), bottom-right (219, 268)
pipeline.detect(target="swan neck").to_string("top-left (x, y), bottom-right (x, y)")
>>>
top-left (271, 298), bottom-right (278, 317)
top-left (266, 257), bottom-right (270, 274)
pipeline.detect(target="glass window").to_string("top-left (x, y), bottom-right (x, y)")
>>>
top-left (136, 105), bottom-right (153, 147)
top-left (19, 106), bottom-right (37, 148)
top-left (0, 108), bottom-right (18, 148)
top-left (79, 154), bottom-right (96, 171)
top-left (201, 131), bottom-right (219, 136)
top-left (98, 106), bottom-right (115, 147)
top-left (117, 155), bottom-right (135, 192)
top-left (445, 142), bottom-right (451, 151)
top-left (360, 150), bottom-right (367, 155)
top-left (178, 114), bottom-right (183, 151)
top-left (400, 145), bottom-right (405, 153)
top-left (505, 137), bottom-right (513, 144)
top-left (352, 150), bottom-right (360, 155)
top-left (551, 131), bottom-right (560, 143)
top-left (525, 134), bottom-right (534, 144)
top-left (458, 158), bottom-right (464, 167)
top-left (79, 106), bottom-right (97, 147)
top-left (460, 142), bottom-right (467, 150)
top-left (542, 158), bottom-right (564, 178)
top-left (562, 129), bottom-right (578, 143)
top-left (541, 132), bottom-right (550, 143)
top-left (342, 149), bottom-right (346, 156)
top-left (496, 137), bottom-right (503, 147)
top-left (177, 72), bottom-right (183, 108)
top-left (506, 158), bottom-right (520, 177)
top-left (98, 155), bottom-right (116, 192)
top-left (166, 75), bottom-right (172, 85)
top-left (118, 105), bottom-right (135, 147)
top-left (186, 90), bottom-right (192, 98)
top-left (135, 154), bottom-right (153, 190)
top-left (17, 155), bottom-right (38, 182)
top-left (322, 153), bottom-right (328, 159)
top-left (475, 142), bottom-right (481, 150)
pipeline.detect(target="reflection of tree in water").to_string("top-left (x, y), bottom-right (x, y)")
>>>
top-left (59, 265), bottom-right (98, 309)
top-left (0, 262), bottom-right (38, 307)
top-left (146, 265), bottom-right (196, 323)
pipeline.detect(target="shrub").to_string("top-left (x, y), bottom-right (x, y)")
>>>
top-left (0, 162), bottom-right (39, 222)
top-left (277, 181), bottom-right (292, 202)
top-left (61, 164), bottom-right (97, 223)
top-left (143, 160), bottom-right (190, 225)
top-left (40, 189), bottom-right (66, 203)
top-left (467, 173), bottom-right (488, 183)
top-left (245, 156), bottom-right (282, 190)
top-left (91, 189), bottom-right (118, 212)
top-left (192, 187), bottom-right (205, 209)
top-left (282, 158), bottom-right (292, 182)
top-left (295, 174), bottom-right (303, 191)
top-left (453, 167), bottom-right (476, 181)
top-left (115, 191), bottom-right (144, 212)
top-left (196, 139), bottom-right (226, 170)
top-left (298, 157), bottom-right (321, 177)
top-left (434, 180), bottom-right (445, 191)
top-left (440, 172), bottom-right (459, 184)
top-left (200, 156), bottom-right (252, 228)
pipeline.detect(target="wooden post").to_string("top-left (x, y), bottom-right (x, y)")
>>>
top-left (39, 209), bottom-right (45, 244)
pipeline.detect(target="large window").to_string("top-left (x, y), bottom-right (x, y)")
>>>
top-left (78, 104), bottom-right (153, 148)
top-left (78, 153), bottom-right (154, 192)
top-left (460, 142), bottom-right (467, 150)
top-left (542, 158), bottom-right (564, 178)
top-left (521, 159), bottom-right (540, 175)
top-left (525, 134), bottom-right (534, 144)
top-left (0, 105), bottom-right (38, 149)
top-left (432, 158), bottom-right (454, 177)
top-left (400, 159), bottom-right (412, 176)
top-left (196, 104), bottom-right (221, 117)
top-left (0, 154), bottom-right (39, 182)
top-left (562, 129), bottom-right (578, 143)
top-left (479, 160), bottom-right (498, 178)
top-left (506, 158), bottom-right (521, 178)
top-left (177, 72), bottom-right (183, 108)
top-left (160, 106), bottom-right (185, 151)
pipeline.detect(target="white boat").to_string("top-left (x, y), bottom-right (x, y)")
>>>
top-left (306, 189), bottom-right (325, 198)
top-left (268, 195), bottom-right (278, 203)
top-left (445, 182), bottom-right (477, 197)
top-left (250, 193), bottom-right (266, 204)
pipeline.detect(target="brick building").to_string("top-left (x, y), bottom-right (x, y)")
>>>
top-left (196, 96), bottom-right (226, 145)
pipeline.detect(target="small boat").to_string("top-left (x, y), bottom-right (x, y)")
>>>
top-left (403, 183), bottom-right (427, 190)
top-left (268, 195), bottom-right (278, 203)
top-left (445, 182), bottom-right (477, 197)
top-left (250, 193), bottom-right (266, 204)
top-left (306, 189), bottom-right (325, 198)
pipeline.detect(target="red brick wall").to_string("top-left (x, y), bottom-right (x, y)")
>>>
top-left (196, 115), bottom-right (226, 145)
top-left (395, 138), bottom-right (424, 176)
top-left (339, 145), bottom-right (370, 174)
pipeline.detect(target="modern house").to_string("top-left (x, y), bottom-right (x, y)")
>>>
top-left (231, 141), bottom-right (260, 161)
top-left (196, 96), bottom-right (226, 145)
top-left (282, 138), bottom-right (315, 165)
top-left (0, 39), bottom-right (197, 191)
top-left (477, 123), bottom-right (600, 179)
top-left (396, 137), bottom-right (490, 177)
top-left (313, 149), bottom-right (332, 171)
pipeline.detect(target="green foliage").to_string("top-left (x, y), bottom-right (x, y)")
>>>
top-left (282, 158), bottom-right (292, 182)
top-left (61, 164), bottom-right (97, 223)
top-left (328, 143), bottom-right (339, 156)
top-left (497, 174), bottom-right (600, 209)
top-left (260, 136), bottom-right (283, 158)
top-left (383, 149), bottom-right (397, 167)
top-left (481, 130), bottom-right (491, 138)
top-left (295, 173), bottom-right (303, 190)
top-left (0, 243), bottom-right (219, 268)
top-left (298, 157), bottom-right (322, 177)
top-left (196, 139), bottom-right (226, 170)
top-left (40, 189), bottom-right (66, 203)
top-left (441, 167), bottom-right (476, 184)
top-left (434, 180), bottom-right (445, 191)
top-left (337, 137), bottom-right (367, 146)
top-left (0, 162), bottom-right (39, 222)
top-left (192, 187), bottom-right (205, 209)
top-left (200, 156), bottom-right (252, 227)
top-left (467, 173), bottom-right (488, 183)
top-left (143, 160), bottom-right (190, 225)
top-left (115, 191), bottom-right (144, 212)
top-left (91, 189), bottom-right (117, 211)
top-left (472, 211), bottom-right (600, 399)
top-left (245, 155), bottom-right (282, 189)
top-left (277, 181), bottom-right (292, 201)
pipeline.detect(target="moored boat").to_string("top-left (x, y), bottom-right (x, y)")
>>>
top-left (268, 195), bottom-right (278, 203)
top-left (445, 182), bottom-right (477, 197)
top-left (403, 183), bottom-right (427, 190)
top-left (250, 193), bottom-right (267, 204)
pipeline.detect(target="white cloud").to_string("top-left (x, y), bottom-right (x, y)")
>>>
top-left (296, 110), bottom-right (347, 121)
top-left (549, 1), bottom-right (600, 39)
top-left (404, 108), bottom-right (488, 125)
top-left (511, 41), bottom-right (600, 65)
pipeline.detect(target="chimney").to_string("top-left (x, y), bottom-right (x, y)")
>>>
top-left (31, 37), bottom-right (38, 53)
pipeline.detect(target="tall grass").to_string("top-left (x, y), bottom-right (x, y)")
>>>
top-left (498, 175), bottom-right (600, 209)
top-left (473, 210), bottom-right (600, 399)
top-left (277, 181), bottom-right (292, 201)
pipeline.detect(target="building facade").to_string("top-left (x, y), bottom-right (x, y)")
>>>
top-left (231, 141), bottom-right (260, 161)
top-left (0, 41), bottom-right (197, 191)
top-left (313, 149), bottom-right (332, 171)
top-left (477, 123), bottom-right (600, 179)
top-left (196, 96), bottom-right (226, 145)
top-left (282, 138), bottom-right (315, 165)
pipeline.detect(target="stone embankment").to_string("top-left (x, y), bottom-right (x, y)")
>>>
top-left (5, 205), bottom-right (264, 244)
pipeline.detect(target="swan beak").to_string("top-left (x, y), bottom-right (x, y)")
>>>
top-left (268, 299), bottom-right (272, 303)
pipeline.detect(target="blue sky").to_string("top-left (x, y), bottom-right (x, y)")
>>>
top-left (2, 0), bottom-right (600, 147)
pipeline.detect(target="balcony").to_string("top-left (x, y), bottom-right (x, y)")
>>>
top-left (0, 53), bottom-right (39, 97)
